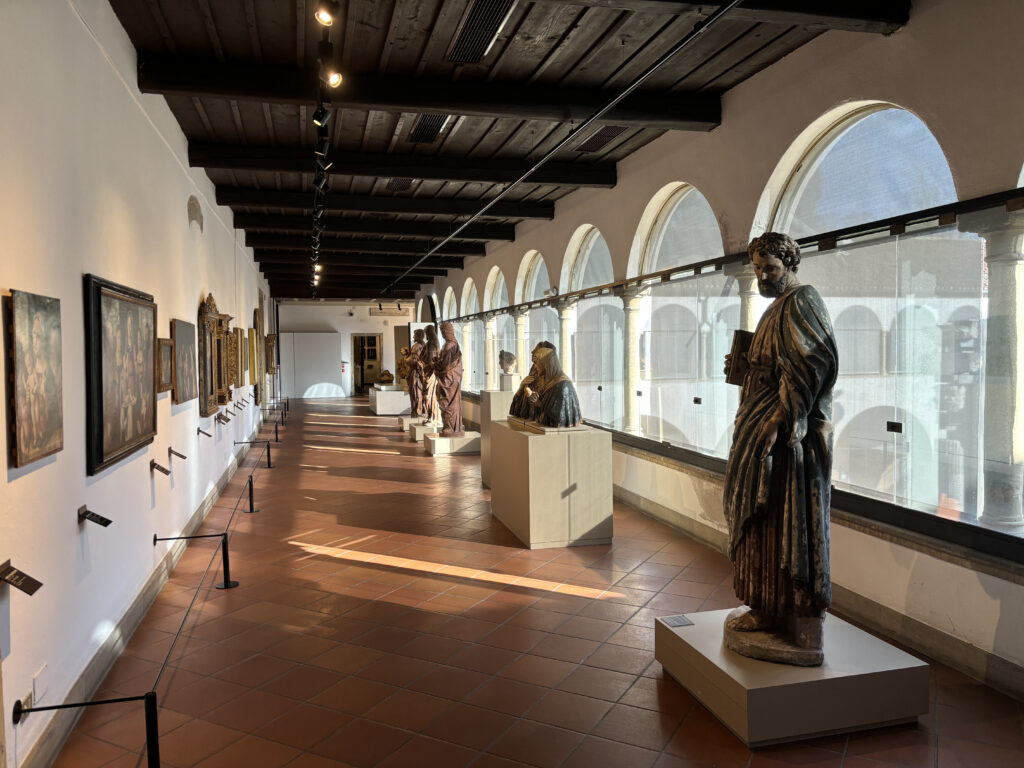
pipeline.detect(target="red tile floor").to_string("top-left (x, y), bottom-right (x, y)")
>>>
top-left (56, 399), bottom-right (1023, 767)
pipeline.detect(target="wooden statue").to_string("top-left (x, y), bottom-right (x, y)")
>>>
top-left (510, 341), bottom-right (554, 420)
top-left (421, 325), bottom-right (441, 424)
top-left (723, 232), bottom-right (838, 666)
top-left (523, 347), bottom-right (581, 428)
top-left (407, 329), bottom-right (426, 416)
top-left (433, 322), bottom-right (464, 437)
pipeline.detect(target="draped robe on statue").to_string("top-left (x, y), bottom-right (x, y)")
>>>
top-left (434, 339), bottom-right (464, 436)
top-left (407, 340), bottom-right (425, 416)
top-left (534, 376), bottom-right (582, 428)
top-left (723, 284), bottom-right (837, 619)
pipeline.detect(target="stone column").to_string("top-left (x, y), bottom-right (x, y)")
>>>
top-left (736, 263), bottom-right (762, 332)
top-left (556, 297), bottom-right (578, 380)
top-left (964, 212), bottom-right (1024, 527)
top-left (484, 315), bottom-right (498, 390)
top-left (620, 286), bottom-right (648, 435)
top-left (462, 323), bottom-right (473, 389)
top-left (514, 309), bottom-right (530, 378)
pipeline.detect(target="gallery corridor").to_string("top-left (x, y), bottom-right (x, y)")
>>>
top-left (53, 401), bottom-right (1022, 768)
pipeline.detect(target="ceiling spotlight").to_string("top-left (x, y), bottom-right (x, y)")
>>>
top-left (312, 105), bottom-right (331, 127)
top-left (313, 207), bottom-right (326, 221)
top-left (316, 156), bottom-right (334, 172)
top-left (315, 0), bottom-right (340, 26)
top-left (314, 264), bottom-right (322, 273)
top-left (397, 301), bottom-right (402, 311)
top-left (315, 135), bottom-right (330, 157)
top-left (318, 41), bottom-right (343, 88)
top-left (378, 302), bottom-right (383, 311)
top-left (315, 174), bottom-right (329, 191)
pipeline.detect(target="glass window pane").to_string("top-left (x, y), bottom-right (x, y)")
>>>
top-left (574, 295), bottom-right (623, 429)
top-left (572, 231), bottom-right (614, 290)
top-left (526, 255), bottom-right (551, 301)
top-left (647, 188), bottom-right (724, 273)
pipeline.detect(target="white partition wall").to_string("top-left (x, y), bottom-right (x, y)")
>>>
top-left (279, 332), bottom-right (344, 399)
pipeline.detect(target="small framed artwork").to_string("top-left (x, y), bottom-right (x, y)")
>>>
top-left (198, 295), bottom-right (219, 417)
top-left (171, 319), bottom-right (197, 404)
top-left (84, 274), bottom-right (157, 475)
top-left (5, 290), bottom-right (63, 467)
top-left (234, 327), bottom-right (245, 386)
top-left (157, 338), bottom-right (174, 393)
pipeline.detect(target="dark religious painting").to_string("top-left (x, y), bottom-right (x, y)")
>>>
top-left (171, 319), bottom-right (197, 404)
top-left (197, 294), bottom-right (219, 417)
top-left (157, 338), bottom-right (174, 393)
top-left (6, 290), bottom-right (63, 467)
top-left (84, 275), bottom-right (157, 475)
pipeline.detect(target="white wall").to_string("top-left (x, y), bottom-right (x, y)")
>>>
top-left (278, 303), bottom-right (414, 397)
top-left (0, 0), bottom-right (268, 762)
top-left (279, 333), bottom-right (344, 398)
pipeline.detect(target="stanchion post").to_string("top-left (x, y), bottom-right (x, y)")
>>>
top-left (275, 421), bottom-right (279, 442)
top-left (216, 533), bottom-right (238, 590)
top-left (266, 441), bottom-right (273, 468)
top-left (246, 475), bottom-right (259, 514)
top-left (144, 691), bottom-right (161, 768)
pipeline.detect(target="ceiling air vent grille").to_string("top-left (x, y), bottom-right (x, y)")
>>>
top-left (386, 178), bottom-right (413, 192)
top-left (575, 125), bottom-right (628, 153)
top-left (446, 0), bottom-right (518, 64)
top-left (409, 114), bottom-right (451, 144)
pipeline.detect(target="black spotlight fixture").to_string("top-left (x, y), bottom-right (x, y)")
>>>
top-left (315, 134), bottom-right (330, 157)
top-left (315, 0), bottom-right (341, 27)
top-left (378, 302), bottom-right (383, 311)
top-left (314, 174), bottom-right (329, 192)
top-left (318, 41), bottom-right (342, 88)
top-left (316, 156), bottom-right (334, 172)
top-left (312, 105), bottom-right (331, 128)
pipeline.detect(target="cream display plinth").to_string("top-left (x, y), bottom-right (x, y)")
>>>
top-left (654, 610), bottom-right (930, 747)
top-left (499, 373), bottom-right (520, 392)
top-left (369, 386), bottom-right (411, 415)
top-left (426, 432), bottom-right (482, 455)
top-left (481, 390), bottom-right (517, 488)
top-left (410, 422), bottom-right (440, 442)
top-left (490, 421), bottom-right (613, 549)
top-left (397, 415), bottom-right (420, 431)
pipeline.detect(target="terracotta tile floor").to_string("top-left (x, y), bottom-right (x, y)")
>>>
top-left (56, 399), bottom-right (1024, 767)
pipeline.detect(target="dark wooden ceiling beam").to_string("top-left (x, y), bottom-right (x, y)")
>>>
top-left (217, 188), bottom-right (555, 220)
top-left (246, 234), bottom-right (485, 256)
top-left (235, 213), bottom-right (515, 241)
top-left (191, 144), bottom-right (616, 187)
top-left (533, 1), bottom-right (909, 33)
top-left (270, 286), bottom-right (419, 300)
top-left (269, 276), bottom-right (427, 288)
top-left (260, 266), bottom-right (446, 279)
top-left (254, 250), bottom-right (463, 270)
top-left (139, 56), bottom-right (721, 131)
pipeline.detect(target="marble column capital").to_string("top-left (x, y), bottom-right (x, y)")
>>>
top-left (958, 210), bottom-right (1024, 263)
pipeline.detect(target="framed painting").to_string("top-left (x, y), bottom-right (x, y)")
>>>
top-left (215, 312), bottom-right (232, 404)
top-left (197, 295), bottom-right (218, 417)
top-left (84, 275), bottom-right (157, 475)
top-left (266, 333), bottom-right (277, 375)
top-left (171, 319), bottom-right (197, 404)
top-left (5, 290), bottom-right (63, 467)
top-left (157, 338), bottom-right (174, 393)
top-left (248, 329), bottom-right (257, 387)
top-left (234, 327), bottom-right (245, 386)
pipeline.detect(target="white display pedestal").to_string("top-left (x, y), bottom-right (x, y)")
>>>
top-left (654, 610), bottom-right (930, 747)
top-left (426, 432), bottom-right (481, 455)
top-left (499, 373), bottom-right (520, 392)
top-left (490, 420), bottom-right (613, 549)
top-left (369, 385), bottom-right (410, 415)
top-left (481, 390), bottom-right (516, 488)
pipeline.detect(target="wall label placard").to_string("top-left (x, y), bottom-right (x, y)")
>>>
top-left (78, 506), bottom-right (113, 527)
top-left (0, 559), bottom-right (43, 595)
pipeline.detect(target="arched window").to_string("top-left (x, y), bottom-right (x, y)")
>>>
top-left (461, 279), bottom-right (479, 316)
top-left (443, 288), bottom-right (457, 320)
top-left (765, 105), bottom-right (966, 520)
top-left (519, 251), bottom-right (558, 354)
top-left (570, 229), bottom-right (614, 291)
top-left (484, 268), bottom-right (509, 311)
top-left (642, 186), bottom-right (723, 274)
top-left (771, 107), bottom-right (957, 239)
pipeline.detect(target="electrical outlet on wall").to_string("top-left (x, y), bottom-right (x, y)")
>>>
top-left (33, 663), bottom-right (48, 705)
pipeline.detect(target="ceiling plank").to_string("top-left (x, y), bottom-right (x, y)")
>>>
top-left (246, 233), bottom-right (485, 256)
top-left (217, 187), bottom-right (555, 219)
top-left (531, 1), bottom-right (909, 33)
top-left (235, 213), bottom-right (516, 241)
top-left (270, 286), bottom-right (419, 299)
top-left (138, 56), bottom-right (721, 131)
top-left (190, 143), bottom-right (616, 187)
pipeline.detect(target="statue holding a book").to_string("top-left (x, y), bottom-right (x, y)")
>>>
top-left (722, 232), bottom-right (838, 666)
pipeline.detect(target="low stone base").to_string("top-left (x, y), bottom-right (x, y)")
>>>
top-left (426, 431), bottom-right (481, 455)
top-left (410, 422), bottom-right (441, 442)
top-left (655, 609), bottom-right (930, 747)
top-left (397, 415), bottom-right (421, 432)
top-left (369, 387), bottom-right (411, 415)
top-left (499, 373), bottom-right (520, 392)
top-left (723, 607), bottom-right (824, 666)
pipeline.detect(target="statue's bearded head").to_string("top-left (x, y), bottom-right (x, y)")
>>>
top-left (748, 232), bottom-right (800, 298)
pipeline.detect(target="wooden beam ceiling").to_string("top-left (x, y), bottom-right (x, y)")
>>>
top-left (190, 144), bottom-right (616, 188)
top-left (235, 214), bottom-right (516, 241)
top-left (270, 286), bottom-right (419, 300)
top-left (534, 1), bottom-right (910, 33)
top-left (253, 251), bottom-right (464, 270)
top-left (245, 234), bottom-right (485, 257)
top-left (216, 189), bottom-right (555, 220)
top-left (139, 57), bottom-right (721, 131)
